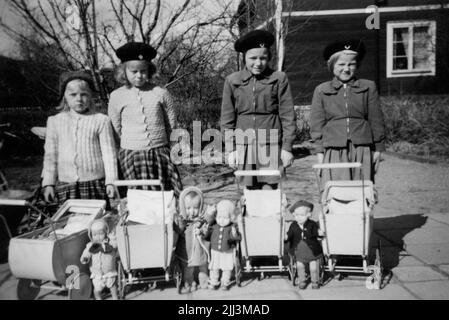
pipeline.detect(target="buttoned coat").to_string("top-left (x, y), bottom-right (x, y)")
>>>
top-left (310, 78), bottom-right (386, 153)
top-left (285, 220), bottom-right (323, 258)
top-left (204, 223), bottom-right (241, 252)
top-left (220, 68), bottom-right (296, 152)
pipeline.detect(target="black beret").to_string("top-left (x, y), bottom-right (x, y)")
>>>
top-left (234, 30), bottom-right (275, 53)
top-left (323, 39), bottom-right (366, 61)
top-left (116, 42), bottom-right (157, 63)
top-left (58, 70), bottom-right (95, 100)
top-left (289, 200), bottom-right (314, 213)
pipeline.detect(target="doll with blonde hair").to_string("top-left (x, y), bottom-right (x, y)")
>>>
top-left (203, 200), bottom-right (241, 290)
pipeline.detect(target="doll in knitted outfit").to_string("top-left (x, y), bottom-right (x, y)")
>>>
top-left (203, 200), bottom-right (241, 290)
top-left (80, 218), bottom-right (118, 299)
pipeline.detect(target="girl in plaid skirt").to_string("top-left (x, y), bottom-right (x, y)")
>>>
top-left (108, 42), bottom-right (182, 195)
top-left (42, 71), bottom-right (118, 205)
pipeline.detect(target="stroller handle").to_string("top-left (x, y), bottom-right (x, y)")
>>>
top-left (234, 170), bottom-right (281, 177)
top-left (313, 162), bottom-right (362, 170)
top-left (0, 199), bottom-right (28, 206)
top-left (113, 179), bottom-right (162, 187)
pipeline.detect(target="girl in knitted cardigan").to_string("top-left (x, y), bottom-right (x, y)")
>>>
top-left (42, 71), bottom-right (118, 205)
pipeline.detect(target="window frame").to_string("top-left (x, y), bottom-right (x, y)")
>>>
top-left (386, 20), bottom-right (436, 78)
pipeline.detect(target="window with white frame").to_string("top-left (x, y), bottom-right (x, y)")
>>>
top-left (386, 21), bottom-right (436, 77)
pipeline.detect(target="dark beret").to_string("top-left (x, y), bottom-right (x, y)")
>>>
top-left (323, 39), bottom-right (366, 61)
top-left (116, 42), bottom-right (157, 63)
top-left (234, 30), bottom-right (275, 53)
top-left (58, 70), bottom-right (95, 100)
top-left (289, 200), bottom-right (314, 213)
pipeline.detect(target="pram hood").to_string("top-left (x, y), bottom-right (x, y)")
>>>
top-left (179, 186), bottom-right (204, 220)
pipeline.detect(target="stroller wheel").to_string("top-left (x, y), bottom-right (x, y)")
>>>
top-left (17, 279), bottom-right (41, 300)
top-left (68, 273), bottom-right (92, 300)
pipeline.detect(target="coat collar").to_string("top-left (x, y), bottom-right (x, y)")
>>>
top-left (238, 67), bottom-right (277, 84)
top-left (324, 77), bottom-right (368, 93)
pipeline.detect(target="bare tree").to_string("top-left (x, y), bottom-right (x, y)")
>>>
top-left (0, 0), bottom-right (239, 106)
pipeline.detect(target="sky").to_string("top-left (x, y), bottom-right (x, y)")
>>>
top-left (0, 0), bottom-right (240, 60)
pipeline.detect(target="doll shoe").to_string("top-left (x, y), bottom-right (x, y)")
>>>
top-left (298, 281), bottom-right (308, 290)
top-left (220, 283), bottom-right (230, 291)
top-left (311, 283), bottom-right (320, 289)
top-left (182, 284), bottom-right (192, 294)
top-left (208, 283), bottom-right (219, 290)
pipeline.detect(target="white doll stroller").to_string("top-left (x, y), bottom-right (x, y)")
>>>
top-left (234, 170), bottom-right (296, 285)
top-left (7, 199), bottom-right (106, 299)
top-left (313, 162), bottom-right (383, 289)
top-left (112, 180), bottom-right (182, 299)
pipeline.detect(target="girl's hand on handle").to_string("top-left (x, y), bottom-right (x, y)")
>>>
top-left (373, 151), bottom-right (382, 174)
top-left (316, 153), bottom-right (324, 176)
top-left (43, 186), bottom-right (55, 203)
top-left (106, 185), bottom-right (115, 199)
top-left (227, 151), bottom-right (238, 169)
top-left (281, 150), bottom-right (294, 168)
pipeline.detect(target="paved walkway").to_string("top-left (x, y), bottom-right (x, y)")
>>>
top-left (1, 154), bottom-right (449, 300)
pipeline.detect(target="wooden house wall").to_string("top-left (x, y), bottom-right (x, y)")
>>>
top-left (284, 7), bottom-right (449, 104)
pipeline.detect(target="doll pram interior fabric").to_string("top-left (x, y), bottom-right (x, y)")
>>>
top-left (313, 162), bottom-right (383, 289)
top-left (234, 170), bottom-right (296, 284)
top-left (7, 199), bottom-right (106, 300)
top-left (113, 180), bottom-right (182, 299)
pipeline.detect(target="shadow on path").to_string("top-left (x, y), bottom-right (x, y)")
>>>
top-left (373, 214), bottom-right (428, 269)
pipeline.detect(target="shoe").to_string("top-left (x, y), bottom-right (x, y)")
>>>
top-left (191, 282), bottom-right (198, 292)
top-left (182, 284), bottom-right (192, 294)
top-left (208, 283), bottom-right (219, 290)
top-left (221, 283), bottom-right (230, 291)
top-left (311, 283), bottom-right (320, 289)
top-left (298, 281), bottom-right (308, 290)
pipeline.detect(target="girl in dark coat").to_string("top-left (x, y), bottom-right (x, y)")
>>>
top-left (310, 40), bottom-right (386, 186)
top-left (221, 30), bottom-right (296, 189)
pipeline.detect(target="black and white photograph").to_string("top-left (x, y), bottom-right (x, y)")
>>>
top-left (0, 0), bottom-right (449, 304)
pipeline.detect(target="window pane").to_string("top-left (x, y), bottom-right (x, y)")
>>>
top-left (393, 28), bottom-right (409, 56)
top-left (393, 57), bottom-right (408, 70)
top-left (414, 26), bottom-right (430, 43)
top-left (413, 25), bottom-right (433, 70)
top-left (413, 41), bottom-right (431, 69)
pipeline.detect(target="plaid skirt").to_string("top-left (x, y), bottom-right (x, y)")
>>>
top-left (118, 146), bottom-right (183, 196)
top-left (320, 140), bottom-right (373, 190)
top-left (237, 142), bottom-right (282, 187)
top-left (56, 179), bottom-right (107, 205)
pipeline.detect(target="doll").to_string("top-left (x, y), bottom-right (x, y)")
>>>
top-left (203, 200), bottom-right (241, 290)
top-left (80, 218), bottom-right (118, 299)
top-left (174, 187), bottom-right (215, 292)
top-left (284, 200), bottom-right (324, 289)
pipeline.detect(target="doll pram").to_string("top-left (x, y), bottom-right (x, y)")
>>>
top-left (113, 180), bottom-right (182, 299)
top-left (234, 170), bottom-right (296, 284)
top-left (7, 199), bottom-right (106, 299)
top-left (313, 162), bottom-right (383, 289)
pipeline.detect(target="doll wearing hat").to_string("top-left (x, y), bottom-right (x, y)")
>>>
top-left (221, 30), bottom-right (296, 190)
top-left (284, 200), bottom-right (324, 289)
top-left (81, 218), bottom-right (118, 300)
top-left (108, 42), bottom-right (182, 196)
top-left (41, 71), bottom-right (118, 205)
top-left (173, 187), bottom-right (216, 293)
top-left (310, 39), bottom-right (386, 187)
